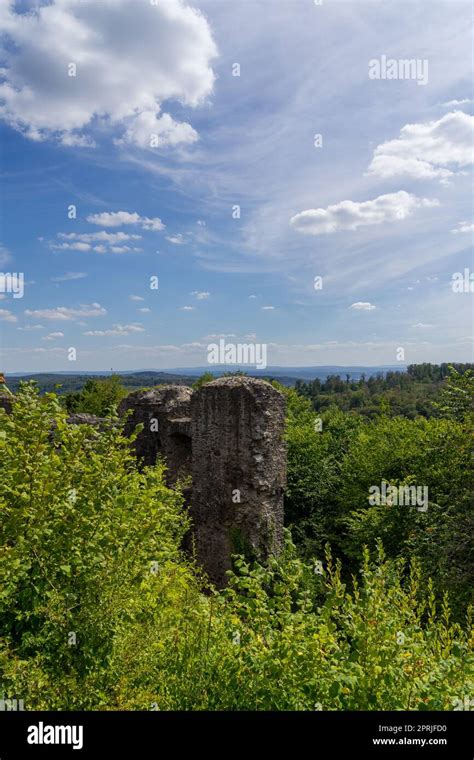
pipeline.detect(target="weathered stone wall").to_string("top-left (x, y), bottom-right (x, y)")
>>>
top-left (3, 377), bottom-right (287, 587)
top-left (118, 386), bottom-right (192, 486)
top-left (190, 377), bottom-right (286, 587)
top-left (0, 392), bottom-right (13, 415)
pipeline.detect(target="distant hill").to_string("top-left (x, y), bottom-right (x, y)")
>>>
top-left (5, 365), bottom-right (406, 394)
top-left (164, 365), bottom-right (406, 380)
top-left (6, 371), bottom-right (197, 394)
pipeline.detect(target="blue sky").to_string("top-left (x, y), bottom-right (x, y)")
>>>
top-left (0, 0), bottom-right (472, 373)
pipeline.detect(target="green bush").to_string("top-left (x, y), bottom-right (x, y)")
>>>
top-left (63, 374), bottom-right (127, 416)
top-left (0, 383), bottom-right (472, 710)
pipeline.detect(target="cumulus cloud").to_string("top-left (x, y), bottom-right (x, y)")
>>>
top-left (42, 331), bottom-right (64, 341)
top-left (262, 305), bottom-right (275, 310)
top-left (129, 295), bottom-right (145, 302)
top-left (50, 230), bottom-right (143, 254)
top-left (117, 111), bottom-right (198, 149)
top-left (290, 191), bottom-right (438, 235)
top-left (83, 323), bottom-right (144, 336)
top-left (367, 111), bottom-right (474, 181)
top-left (350, 302), bottom-right (376, 311)
top-left (179, 306), bottom-right (195, 311)
top-left (166, 233), bottom-right (185, 245)
top-left (0, 0), bottom-right (217, 147)
top-left (86, 211), bottom-right (165, 231)
top-left (190, 291), bottom-right (210, 299)
top-left (25, 303), bottom-right (106, 321)
top-left (0, 308), bottom-right (17, 322)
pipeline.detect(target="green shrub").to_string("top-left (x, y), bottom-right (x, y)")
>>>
top-left (0, 384), bottom-right (471, 711)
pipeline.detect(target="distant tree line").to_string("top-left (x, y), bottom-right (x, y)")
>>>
top-left (294, 363), bottom-right (474, 419)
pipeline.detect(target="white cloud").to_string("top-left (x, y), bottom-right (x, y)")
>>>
top-left (83, 323), bottom-right (144, 336)
top-left (57, 232), bottom-right (141, 244)
top-left (350, 302), bottom-right (376, 311)
top-left (52, 242), bottom-right (92, 252)
top-left (51, 230), bottom-right (143, 254)
top-left (86, 211), bottom-right (165, 231)
top-left (117, 111), bottom-right (198, 149)
top-left (42, 331), bottom-right (64, 341)
top-left (190, 291), bottom-right (210, 299)
top-left (262, 305), bottom-right (275, 310)
top-left (290, 191), bottom-right (438, 235)
top-left (51, 272), bottom-right (87, 282)
top-left (138, 307), bottom-right (151, 313)
top-left (18, 324), bottom-right (44, 331)
top-left (367, 111), bottom-right (474, 180)
top-left (0, 0), bottom-right (217, 147)
top-left (0, 309), bottom-right (17, 322)
top-left (412, 323), bottom-right (433, 329)
top-left (179, 306), bottom-right (195, 311)
top-left (166, 234), bottom-right (185, 245)
top-left (441, 98), bottom-right (473, 107)
top-left (451, 221), bottom-right (474, 234)
top-left (129, 295), bottom-right (145, 302)
top-left (25, 303), bottom-right (106, 321)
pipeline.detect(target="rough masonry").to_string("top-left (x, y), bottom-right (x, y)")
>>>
top-left (118, 377), bottom-right (286, 585)
top-left (190, 377), bottom-right (286, 587)
top-left (118, 385), bottom-right (193, 486)
top-left (3, 377), bottom-right (287, 587)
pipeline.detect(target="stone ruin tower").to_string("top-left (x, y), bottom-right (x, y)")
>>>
top-left (119, 385), bottom-right (193, 487)
top-left (190, 377), bottom-right (286, 587)
top-left (119, 377), bottom-right (286, 587)
top-left (3, 376), bottom-right (287, 587)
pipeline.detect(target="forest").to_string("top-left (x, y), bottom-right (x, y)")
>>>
top-left (0, 364), bottom-right (472, 710)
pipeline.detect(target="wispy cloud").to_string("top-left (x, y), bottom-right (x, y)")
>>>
top-left (83, 323), bottom-right (144, 337)
top-left (51, 272), bottom-right (87, 282)
top-left (25, 304), bottom-right (107, 321)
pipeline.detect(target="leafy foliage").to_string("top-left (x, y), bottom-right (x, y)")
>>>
top-left (61, 374), bottom-right (128, 416)
top-left (0, 378), bottom-right (472, 710)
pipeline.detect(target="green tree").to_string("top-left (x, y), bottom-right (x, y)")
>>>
top-left (64, 374), bottom-right (127, 416)
top-left (192, 372), bottom-right (215, 390)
